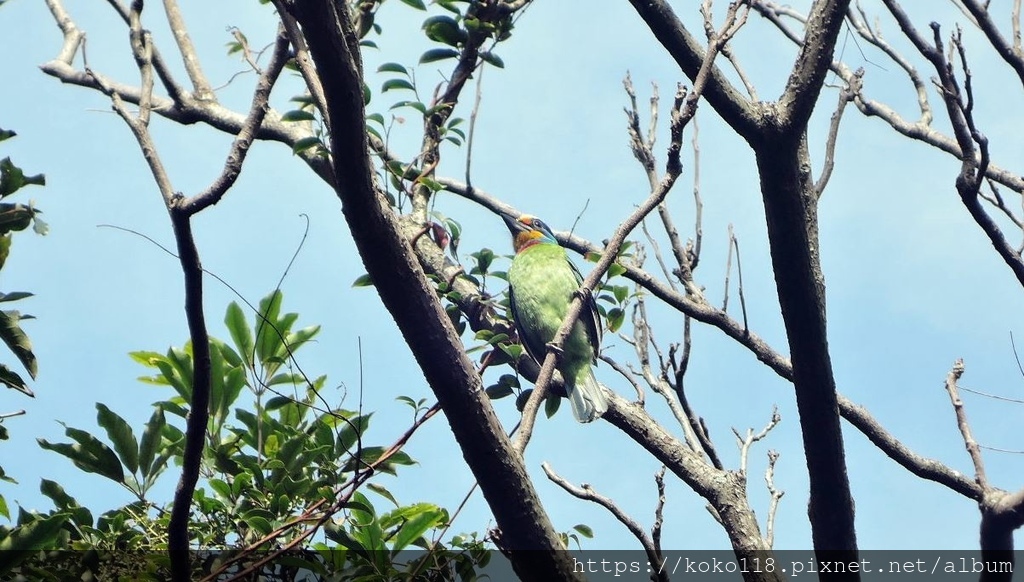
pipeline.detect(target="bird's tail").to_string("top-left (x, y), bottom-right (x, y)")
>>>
top-left (567, 367), bottom-right (609, 423)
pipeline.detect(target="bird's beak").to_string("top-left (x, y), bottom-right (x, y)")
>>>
top-left (502, 213), bottom-right (527, 235)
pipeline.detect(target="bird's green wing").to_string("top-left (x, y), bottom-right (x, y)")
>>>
top-left (567, 258), bottom-right (602, 360)
top-left (508, 285), bottom-right (548, 366)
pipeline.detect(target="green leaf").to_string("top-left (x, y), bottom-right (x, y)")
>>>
top-left (338, 413), bottom-right (372, 455)
top-left (390, 100), bottom-right (428, 115)
top-left (382, 78), bottom-right (415, 93)
top-left (606, 307), bottom-right (625, 333)
top-left (573, 523), bottom-right (594, 538)
top-left (366, 482), bottom-right (398, 507)
top-left (419, 48), bottom-right (460, 64)
top-left (0, 128), bottom-right (14, 142)
top-left (39, 479), bottom-right (92, 527)
top-left (0, 291), bottom-right (32, 303)
top-left (281, 324), bottom-right (320, 357)
top-left (398, 0), bottom-right (426, 9)
top-left (544, 394), bottom-right (561, 418)
top-left (138, 406), bottom-right (166, 483)
top-left (0, 309), bottom-right (36, 378)
top-left (255, 290), bottom-right (284, 366)
top-left (498, 342), bottom-right (523, 361)
top-left (0, 512), bottom-right (68, 555)
top-left (0, 233), bottom-right (10, 269)
top-left (479, 51), bottom-right (504, 68)
top-left (515, 389), bottom-right (532, 412)
top-left (352, 273), bottom-right (374, 287)
top-left (0, 362), bottom-right (30, 395)
top-left (485, 382), bottom-right (513, 400)
top-left (292, 136), bottom-right (322, 155)
top-left (96, 403), bottom-right (140, 475)
top-left (38, 426), bottom-right (125, 484)
top-left (608, 263), bottom-right (627, 278)
top-left (281, 109), bottom-right (316, 122)
top-left (422, 15), bottom-right (466, 47)
top-left (391, 505), bottom-right (445, 552)
top-left (242, 511), bottom-right (274, 537)
top-left (611, 284), bottom-right (629, 304)
top-left (0, 157), bottom-right (45, 198)
top-left (377, 62), bottom-right (408, 75)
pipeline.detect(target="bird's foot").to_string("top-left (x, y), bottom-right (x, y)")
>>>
top-left (572, 287), bottom-right (592, 302)
top-left (544, 342), bottom-right (564, 357)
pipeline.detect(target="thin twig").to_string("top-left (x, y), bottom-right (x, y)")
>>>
top-left (763, 449), bottom-right (784, 548)
top-left (943, 359), bottom-right (987, 489)
top-left (542, 462), bottom-right (668, 582)
top-left (652, 466), bottom-right (667, 558)
top-left (814, 69), bottom-right (860, 197)
top-left (732, 405), bottom-right (781, 475)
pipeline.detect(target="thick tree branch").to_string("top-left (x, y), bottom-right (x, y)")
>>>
top-left (285, 2), bottom-right (577, 579)
top-left (959, 0), bottom-right (1024, 89)
top-left (776, 0), bottom-right (852, 132)
top-left (603, 392), bottom-right (781, 582)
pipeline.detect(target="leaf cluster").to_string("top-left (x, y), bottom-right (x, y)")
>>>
top-left (2, 292), bottom-right (492, 580)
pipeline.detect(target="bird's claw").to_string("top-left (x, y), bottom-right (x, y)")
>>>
top-left (545, 342), bottom-right (564, 357)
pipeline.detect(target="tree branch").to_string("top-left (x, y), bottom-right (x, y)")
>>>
top-left (626, 0), bottom-right (761, 138)
top-left (285, 2), bottom-right (578, 579)
top-left (776, 0), bottom-right (852, 132)
top-left (161, 0), bottom-right (216, 101)
top-left (542, 462), bottom-right (669, 582)
top-left (180, 25), bottom-right (290, 216)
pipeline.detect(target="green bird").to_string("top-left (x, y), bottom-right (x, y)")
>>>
top-left (503, 214), bottom-right (608, 423)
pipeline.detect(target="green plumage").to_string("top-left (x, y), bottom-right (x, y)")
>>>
top-left (506, 219), bottom-right (608, 423)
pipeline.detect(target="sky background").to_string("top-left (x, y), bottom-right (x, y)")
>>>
top-left (1, 0), bottom-right (1022, 552)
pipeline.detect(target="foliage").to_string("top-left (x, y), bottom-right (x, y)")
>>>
top-left (2, 292), bottom-right (492, 580)
top-left (0, 127), bottom-right (46, 398)
top-left (0, 125), bottom-right (48, 556)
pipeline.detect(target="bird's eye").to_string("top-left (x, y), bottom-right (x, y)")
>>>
top-left (533, 219), bottom-right (549, 232)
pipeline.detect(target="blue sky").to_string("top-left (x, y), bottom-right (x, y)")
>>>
top-left (1, 0), bottom-right (1022, 551)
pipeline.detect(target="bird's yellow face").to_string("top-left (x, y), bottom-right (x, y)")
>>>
top-left (509, 215), bottom-right (556, 252)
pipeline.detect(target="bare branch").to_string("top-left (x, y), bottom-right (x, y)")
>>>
top-left (943, 359), bottom-right (988, 489)
top-left (652, 466), bottom-right (667, 556)
top-left (542, 463), bottom-right (668, 582)
top-left (162, 0), bottom-right (215, 100)
top-left (179, 25), bottom-right (290, 215)
top-left (883, 3), bottom-right (1024, 286)
top-left (733, 405), bottom-right (781, 476)
top-left (814, 69), bottom-right (859, 197)
top-left (627, 0), bottom-right (761, 138)
top-left (633, 295), bottom-right (704, 453)
top-left (272, 0), bottom-right (330, 129)
top-left (959, 0), bottom-right (1024, 88)
top-left (764, 449), bottom-right (784, 548)
top-left (599, 353), bottom-right (645, 404)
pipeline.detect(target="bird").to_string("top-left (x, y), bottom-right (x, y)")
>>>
top-left (502, 213), bottom-right (609, 423)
